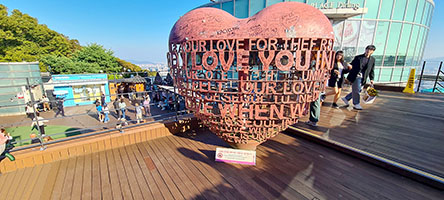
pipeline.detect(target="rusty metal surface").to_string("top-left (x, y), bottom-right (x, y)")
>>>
top-left (168, 2), bottom-right (335, 146)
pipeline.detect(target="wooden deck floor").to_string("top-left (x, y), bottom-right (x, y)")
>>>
top-left (294, 91), bottom-right (444, 179)
top-left (0, 129), bottom-right (442, 200)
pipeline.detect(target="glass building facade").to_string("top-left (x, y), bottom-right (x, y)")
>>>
top-left (201, 0), bottom-right (435, 83)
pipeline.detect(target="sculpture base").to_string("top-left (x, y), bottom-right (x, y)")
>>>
top-left (226, 140), bottom-right (261, 151)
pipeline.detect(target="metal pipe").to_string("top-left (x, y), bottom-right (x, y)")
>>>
top-left (432, 61), bottom-right (443, 93)
top-left (26, 78), bottom-right (46, 151)
top-left (417, 61), bottom-right (426, 92)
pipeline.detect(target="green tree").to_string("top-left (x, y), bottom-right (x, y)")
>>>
top-left (116, 58), bottom-right (142, 72)
top-left (0, 4), bottom-right (81, 65)
top-left (71, 43), bottom-right (121, 73)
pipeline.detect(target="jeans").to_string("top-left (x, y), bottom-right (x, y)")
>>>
top-left (309, 93), bottom-right (321, 123)
top-left (121, 108), bottom-right (126, 119)
top-left (104, 113), bottom-right (109, 122)
top-left (345, 77), bottom-right (362, 105)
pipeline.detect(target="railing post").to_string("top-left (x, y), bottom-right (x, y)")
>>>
top-left (432, 61), bottom-right (443, 93)
top-left (417, 61), bottom-right (426, 92)
top-left (26, 78), bottom-right (46, 151)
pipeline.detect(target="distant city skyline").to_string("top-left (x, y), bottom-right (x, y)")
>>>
top-left (1, 0), bottom-right (443, 63)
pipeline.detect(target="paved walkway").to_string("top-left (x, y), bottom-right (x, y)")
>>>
top-left (0, 98), bottom-right (182, 140)
top-left (0, 129), bottom-right (442, 199)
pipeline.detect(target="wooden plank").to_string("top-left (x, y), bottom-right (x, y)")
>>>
top-left (173, 134), bottom-right (267, 200)
top-left (83, 143), bottom-right (92, 154)
top-left (149, 137), bottom-right (198, 199)
top-left (91, 152), bottom-right (102, 199)
top-left (112, 148), bottom-right (134, 200)
top-left (68, 146), bottom-right (78, 157)
top-left (123, 134), bottom-right (131, 146)
top-left (75, 145), bottom-right (85, 156)
top-left (19, 164), bottom-right (43, 200)
top-left (42, 152), bottom-right (53, 163)
top-left (99, 151), bottom-right (113, 200)
top-left (82, 153), bottom-right (93, 200)
top-left (71, 156), bottom-right (85, 200)
top-left (105, 148), bottom-right (123, 200)
top-left (164, 136), bottom-right (233, 200)
top-left (104, 138), bottom-right (112, 150)
top-left (39, 161), bottom-right (61, 200)
top-left (159, 137), bottom-right (224, 200)
top-left (124, 145), bottom-right (154, 199)
top-left (5, 168), bottom-right (26, 198)
top-left (129, 144), bottom-right (163, 199)
top-left (135, 143), bottom-right (174, 200)
top-left (28, 163), bottom-right (52, 200)
top-left (61, 157), bottom-right (77, 199)
top-left (140, 140), bottom-right (184, 200)
top-left (0, 172), bottom-right (16, 198)
top-left (97, 139), bottom-right (106, 151)
top-left (51, 159), bottom-right (69, 199)
top-left (22, 156), bottom-right (34, 168)
top-left (51, 151), bottom-right (61, 161)
top-left (59, 148), bottom-right (69, 160)
top-left (118, 147), bottom-right (144, 200)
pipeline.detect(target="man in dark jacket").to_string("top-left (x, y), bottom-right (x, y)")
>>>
top-left (342, 45), bottom-right (376, 110)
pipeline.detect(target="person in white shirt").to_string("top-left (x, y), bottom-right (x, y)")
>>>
top-left (31, 113), bottom-right (49, 135)
top-left (42, 95), bottom-right (51, 111)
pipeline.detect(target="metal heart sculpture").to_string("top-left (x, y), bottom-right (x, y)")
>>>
top-left (168, 2), bottom-right (335, 150)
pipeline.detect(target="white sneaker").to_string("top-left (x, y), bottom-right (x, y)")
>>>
top-left (341, 97), bottom-right (349, 107)
top-left (353, 104), bottom-right (363, 110)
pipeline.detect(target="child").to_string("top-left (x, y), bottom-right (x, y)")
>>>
top-left (103, 104), bottom-right (110, 123)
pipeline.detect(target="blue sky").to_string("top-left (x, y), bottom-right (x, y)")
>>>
top-left (1, 0), bottom-right (443, 63)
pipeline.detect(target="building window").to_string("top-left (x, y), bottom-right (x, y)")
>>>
top-left (379, 0), bottom-right (394, 20)
top-left (393, 0), bottom-right (407, 21)
top-left (384, 22), bottom-right (402, 67)
top-left (414, 0), bottom-right (425, 24)
top-left (373, 21), bottom-right (390, 66)
top-left (405, 0), bottom-right (417, 22)
top-left (266, 0), bottom-right (284, 7)
top-left (342, 20), bottom-right (361, 62)
top-left (357, 21), bottom-right (376, 54)
top-left (363, 0), bottom-right (380, 19)
top-left (396, 24), bottom-right (412, 67)
top-left (235, 0), bottom-right (249, 18)
top-left (222, 1), bottom-right (234, 15)
top-left (405, 25), bottom-right (419, 66)
top-left (250, 0), bottom-right (266, 16)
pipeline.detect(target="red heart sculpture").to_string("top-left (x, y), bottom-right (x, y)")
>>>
top-left (168, 2), bottom-right (335, 150)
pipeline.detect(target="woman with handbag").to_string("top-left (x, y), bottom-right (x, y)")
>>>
top-left (321, 51), bottom-right (352, 108)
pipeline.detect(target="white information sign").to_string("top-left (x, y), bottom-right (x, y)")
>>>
top-left (215, 147), bottom-right (256, 165)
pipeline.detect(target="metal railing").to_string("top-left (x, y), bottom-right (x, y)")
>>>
top-left (416, 61), bottom-right (444, 93)
top-left (0, 73), bottom-right (185, 154)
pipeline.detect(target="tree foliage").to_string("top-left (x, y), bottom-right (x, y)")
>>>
top-left (0, 4), bottom-right (141, 74)
top-left (0, 4), bottom-right (81, 64)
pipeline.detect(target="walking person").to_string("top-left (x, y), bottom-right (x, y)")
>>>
top-left (95, 101), bottom-right (104, 122)
top-left (321, 51), bottom-right (352, 108)
top-left (113, 98), bottom-right (121, 120)
top-left (31, 113), bottom-right (49, 135)
top-left (119, 98), bottom-right (127, 120)
top-left (42, 95), bottom-right (51, 111)
top-left (101, 93), bottom-right (106, 106)
top-left (54, 98), bottom-right (65, 117)
top-left (135, 103), bottom-right (144, 124)
top-left (143, 96), bottom-right (151, 116)
top-left (25, 102), bottom-right (35, 119)
top-left (103, 104), bottom-right (110, 123)
top-left (342, 45), bottom-right (376, 110)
